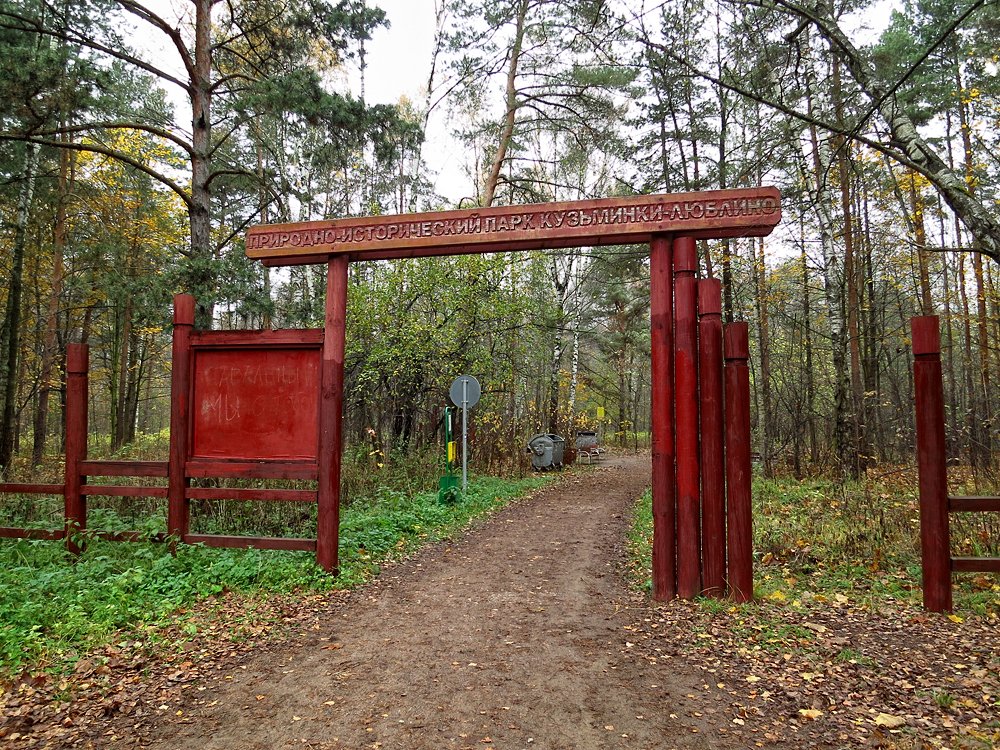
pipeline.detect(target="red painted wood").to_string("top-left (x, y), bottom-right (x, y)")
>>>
top-left (698, 278), bottom-right (725, 597)
top-left (951, 557), bottom-right (1000, 573)
top-left (184, 534), bottom-right (317, 552)
top-left (0, 527), bottom-right (64, 540)
top-left (949, 496), bottom-right (1000, 512)
top-left (673, 237), bottom-right (701, 599)
top-left (186, 487), bottom-right (317, 503)
top-left (247, 188), bottom-right (782, 264)
top-left (184, 460), bottom-right (319, 480)
top-left (911, 316), bottom-right (952, 612)
top-left (317, 256), bottom-right (348, 573)
top-left (724, 323), bottom-right (753, 602)
top-left (649, 235), bottom-right (676, 601)
top-left (0, 483), bottom-right (64, 494)
top-left (64, 343), bottom-right (88, 554)
top-left (81, 485), bottom-right (168, 498)
top-left (911, 316), bottom-right (941, 356)
top-left (190, 347), bottom-right (321, 461)
top-left (80, 460), bottom-right (168, 477)
top-left (168, 294), bottom-right (195, 539)
top-left (190, 328), bottom-right (323, 348)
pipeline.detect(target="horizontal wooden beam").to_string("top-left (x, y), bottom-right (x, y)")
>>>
top-left (80, 460), bottom-right (168, 478)
top-left (0, 483), bottom-right (64, 494)
top-left (0, 526), bottom-right (63, 540)
top-left (247, 188), bottom-right (781, 265)
top-left (183, 534), bottom-right (317, 552)
top-left (82, 485), bottom-right (168, 498)
top-left (949, 496), bottom-right (1000, 512)
top-left (185, 460), bottom-right (319, 481)
top-left (190, 328), bottom-right (323, 348)
top-left (186, 487), bottom-right (317, 503)
top-left (951, 556), bottom-right (1000, 573)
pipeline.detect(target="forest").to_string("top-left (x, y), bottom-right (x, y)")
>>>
top-left (1, 0), bottom-right (999, 487)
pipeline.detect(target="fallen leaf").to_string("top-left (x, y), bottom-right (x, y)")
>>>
top-left (798, 708), bottom-right (823, 720)
top-left (874, 713), bottom-right (905, 728)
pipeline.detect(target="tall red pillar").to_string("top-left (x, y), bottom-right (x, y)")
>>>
top-left (317, 256), bottom-right (349, 573)
top-left (650, 235), bottom-right (676, 601)
top-left (911, 316), bottom-right (951, 612)
top-left (64, 343), bottom-right (89, 554)
top-left (167, 294), bottom-right (195, 540)
top-left (725, 322), bottom-right (753, 602)
top-left (698, 278), bottom-right (725, 596)
top-left (674, 236), bottom-right (701, 598)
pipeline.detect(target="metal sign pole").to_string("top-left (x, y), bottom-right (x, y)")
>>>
top-left (462, 379), bottom-right (468, 492)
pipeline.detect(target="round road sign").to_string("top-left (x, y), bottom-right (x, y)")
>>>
top-left (449, 375), bottom-right (481, 409)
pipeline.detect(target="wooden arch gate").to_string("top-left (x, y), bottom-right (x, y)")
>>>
top-left (247, 188), bottom-right (781, 601)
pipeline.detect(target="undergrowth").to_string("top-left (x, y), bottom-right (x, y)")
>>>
top-left (0, 473), bottom-right (548, 678)
top-left (627, 475), bottom-right (1000, 616)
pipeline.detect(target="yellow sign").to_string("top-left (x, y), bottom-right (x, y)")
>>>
top-left (597, 406), bottom-right (605, 419)
top-left (448, 441), bottom-right (457, 463)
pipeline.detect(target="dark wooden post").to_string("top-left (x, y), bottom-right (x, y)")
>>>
top-left (168, 294), bottom-right (195, 540)
top-left (650, 235), bottom-right (676, 600)
top-left (674, 236), bottom-right (701, 598)
top-left (317, 256), bottom-right (349, 573)
top-left (912, 316), bottom-right (951, 612)
top-left (698, 278), bottom-right (725, 596)
top-left (725, 322), bottom-right (753, 602)
top-left (64, 343), bottom-right (88, 554)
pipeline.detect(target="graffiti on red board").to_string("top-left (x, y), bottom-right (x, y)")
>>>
top-left (191, 349), bottom-right (320, 461)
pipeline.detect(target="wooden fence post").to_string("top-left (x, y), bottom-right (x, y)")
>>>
top-left (725, 322), bottom-right (753, 602)
top-left (168, 294), bottom-right (195, 540)
top-left (650, 235), bottom-right (676, 600)
top-left (699, 278), bottom-right (725, 596)
top-left (674, 236), bottom-right (701, 598)
top-left (317, 256), bottom-right (349, 573)
top-left (912, 316), bottom-right (951, 612)
top-left (64, 343), bottom-right (88, 554)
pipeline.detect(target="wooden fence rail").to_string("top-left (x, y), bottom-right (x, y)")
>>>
top-left (0, 314), bottom-right (324, 563)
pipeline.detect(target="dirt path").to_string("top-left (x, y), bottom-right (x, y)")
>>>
top-left (140, 455), bottom-right (716, 750)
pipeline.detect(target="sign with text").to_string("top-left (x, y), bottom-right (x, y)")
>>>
top-left (191, 346), bottom-right (321, 461)
top-left (246, 187), bottom-right (781, 265)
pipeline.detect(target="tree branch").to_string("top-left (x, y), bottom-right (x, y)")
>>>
top-left (0, 134), bottom-right (193, 207)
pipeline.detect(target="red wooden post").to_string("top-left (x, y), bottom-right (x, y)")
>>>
top-left (64, 343), bottom-right (88, 554)
top-left (698, 278), bottom-right (725, 596)
top-left (725, 322), bottom-right (753, 602)
top-left (317, 256), bottom-right (349, 573)
top-left (912, 316), bottom-right (951, 612)
top-left (674, 236), bottom-right (701, 599)
top-left (168, 294), bottom-right (195, 540)
top-left (650, 235), bottom-right (676, 600)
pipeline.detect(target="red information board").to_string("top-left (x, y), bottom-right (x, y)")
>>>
top-left (191, 346), bottom-right (320, 461)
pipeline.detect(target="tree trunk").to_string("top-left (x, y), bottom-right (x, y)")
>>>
top-left (189, 0), bottom-right (214, 326)
top-left (801, 225), bottom-right (817, 466)
top-left (755, 237), bottom-right (773, 477)
top-left (32, 143), bottom-right (70, 467)
top-left (0, 143), bottom-right (39, 474)
top-left (909, 173), bottom-right (934, 314)
top-left (957, 67), bottom-right (991, 467)
top-left (112, 295), bottom-right (134, 451)
top-left (482, 0), bottom-right (528, 207)
top-left (802, 29), bottom-right (854, 477)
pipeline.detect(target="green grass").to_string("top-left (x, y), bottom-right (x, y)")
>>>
top-left (627, 475), bottom-right (1000, 615)
top-left (0, 473), bottom-right (548, 677)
